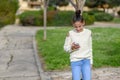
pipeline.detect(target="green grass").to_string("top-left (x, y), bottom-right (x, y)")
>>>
top-left (36, 27), bottom-right (120, 70)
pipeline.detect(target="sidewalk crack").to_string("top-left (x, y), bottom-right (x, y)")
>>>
top-left (6, 54), bottom-right (13, 69)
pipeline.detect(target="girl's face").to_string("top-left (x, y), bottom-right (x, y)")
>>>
top-left (73, 21), bottom-right (84, 32)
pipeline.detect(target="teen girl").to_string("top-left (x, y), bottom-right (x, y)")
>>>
top-left (64, 10), bottom-right (93, 80)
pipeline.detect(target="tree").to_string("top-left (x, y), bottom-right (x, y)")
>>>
top-left (108, 0), bottom-right (120, 7)
top-left (85, 0), bottom-right (120, 8)
top-left (42, 0), bottom-right (86, 40)
top-left (56, 0), bottom-right (69, 6)
top-left (108, 0), bottom-right (120, 16)
top-left (43, 0), bottom-right (49, 40)
top-left (85, 0), bottom-right (111, 12)
top-left (42, 0), bottom-right (69, 40)
top-left (68, 0), bottom-right (86, 14)
top-left (85, 0), bottom-right (109, 8)
top-left (85, 0), bottom-right (97, 8)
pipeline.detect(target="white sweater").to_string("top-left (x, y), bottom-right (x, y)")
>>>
top-left (64, 28), bottom-right (93, 64)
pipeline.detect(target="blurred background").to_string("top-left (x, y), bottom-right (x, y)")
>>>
top-left (0, 0), bottom-right (120, 27)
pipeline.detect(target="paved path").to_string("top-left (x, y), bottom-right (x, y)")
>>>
top-left (86, 22), bottom-right (120, 28)
top-left (45, 67), bottom-right (120, 80)
top-left (0, 25), bottom-right (42, 80)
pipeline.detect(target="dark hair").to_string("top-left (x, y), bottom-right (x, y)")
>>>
top-left (72, 10), bottom-right (84, 23)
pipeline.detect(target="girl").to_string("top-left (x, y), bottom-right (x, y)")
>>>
top-left (63, 10), bottom-right (93, 80)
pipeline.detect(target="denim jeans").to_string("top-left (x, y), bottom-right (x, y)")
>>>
top-left (71, 59), bottom-right (91, 80)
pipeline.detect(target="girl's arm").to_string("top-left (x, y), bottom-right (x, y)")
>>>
top-left (63, 32), bottom-right (73, 53)
top-left (89, 31), bottom-right (93, 65)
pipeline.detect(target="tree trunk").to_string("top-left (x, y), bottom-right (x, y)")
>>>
top-left (43, 0), bottom-right (47, 40)
top-left (43, 0), bottom-right (49, 40)
top-left (68, 0), bottom-right (86, 14)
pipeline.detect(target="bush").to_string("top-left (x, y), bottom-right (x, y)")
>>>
top-left (19, 10), bottom-right (71, 26)
top-left (19, 11), bottom-right (95, 26)
top-left (86, 9), bottom-right (104, 15)
top-left (0, 0), bottom-right (18, 27)
top-left (83, 13), bottom-right (95, 25)
top-left (49, 11), bottom-right (74, 26)
top-left (85, 10), bottom-right (114, 22)
top-left (56, 1), bottom-right (69, 6)
top-left (48, 6), bottom-right (57, 11)
top-left (19, 11), bottom-right (43, 26)
top-left (94, 13), bottom-right (114, 21)
top-left (19, 10), bottom-right (57, 26)
top-left (53, 11), bottom-right (95, 26)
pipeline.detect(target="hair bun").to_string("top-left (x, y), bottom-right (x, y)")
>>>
top-left (75, 10), bottom-right (81, 18)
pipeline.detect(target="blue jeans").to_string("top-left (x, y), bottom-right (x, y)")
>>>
top-left (71, 59), bottom-right (91, 80)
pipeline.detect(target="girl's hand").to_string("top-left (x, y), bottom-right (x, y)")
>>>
top-left (71, 42), bottom-right (80, 50)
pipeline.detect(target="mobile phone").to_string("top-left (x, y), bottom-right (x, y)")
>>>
top-left (74, 42), bottom-right (79, 46)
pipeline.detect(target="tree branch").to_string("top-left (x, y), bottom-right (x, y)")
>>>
top-left (46, 0), bottom-right (49, 8)
top-left (68, 0), bottom-right (77, 10)
top-left (78, 0), bottom-right (86, 14)
top-left (75, 0), bottom-right (78, 10)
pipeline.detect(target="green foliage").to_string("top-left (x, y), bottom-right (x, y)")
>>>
top-left (56, 0), bottom-right (69, 7)
top-left (36, 27), bottom-right (120, 70)
top-left (19, 11), bottom-right (95, 26)
top-left (86, 9), bottom-right (104, 15)
top-left (49, 0), bottom-right (69, 7)
top-left (0, 0), bottom-right (18, 26)
top-left (85, 0), bottom-right (98, 8)
top-left (107, 0), bottom-right (120, 7)
top-left (18, 11), bottom-right (43, 26)
top-left (85, 0), bottom-right (108, 8)
top-left (94, 12), bottom-right (114, 21)
top-left (85, 0), bottom-right (120, 8)
top-left (48, 6), bottom-right (57, 11)
top-left (19, 10), bottom-right (57, 26)
top-left (85, 10), bottom-right (114, 22)
top-left (49, 11), bottom-right (94, 26)
top-left (49, 11), bottom-right (74, 26)
top-left (83, 13), bottom-right (95, 25)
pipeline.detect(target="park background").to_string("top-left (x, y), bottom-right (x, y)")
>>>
top-left (0, 0), bottom-right (120, 79)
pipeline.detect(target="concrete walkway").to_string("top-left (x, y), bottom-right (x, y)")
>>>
top-left (0, 25), bottom-right (49, 80)
top-left (86, 22), bottom-right (120, 28)
top-left (45, 67), bottom-right (120, 80)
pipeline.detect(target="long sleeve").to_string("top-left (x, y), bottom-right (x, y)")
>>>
top-left (63, 34), bottom-right (72, 53)
top-left (89, 32), bottom-right (93, 64)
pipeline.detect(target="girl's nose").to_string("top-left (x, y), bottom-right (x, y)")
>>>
top-left (77, 27), bottom-right (81, 30)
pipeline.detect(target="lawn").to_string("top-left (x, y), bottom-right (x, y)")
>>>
top-left (36, 27), bottom-right (120, 71)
